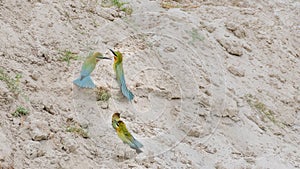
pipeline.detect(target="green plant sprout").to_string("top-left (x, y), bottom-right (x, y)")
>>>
top-left (59, 50), bottom-right (81, 66)
top-left (66, 125), bottom-right (89, 138)
top-left (96, 86), bottom-right (111, 101)
top-left (12, 106), bottom-right (29, 117)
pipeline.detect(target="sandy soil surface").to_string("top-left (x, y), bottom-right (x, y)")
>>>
top-left (0, 0), bottom-right (299, 168)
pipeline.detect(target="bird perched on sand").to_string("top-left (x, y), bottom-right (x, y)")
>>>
top-left (73, 52), bottom-right (110, 88)
top-left (115, 120), bottom-right (143, 153)
top-left (109, 49), bottom-right (134, 101)
top-left (111, 113), bottom-right (143, 153)
top-left (112, 112), bottom-right (120, 130)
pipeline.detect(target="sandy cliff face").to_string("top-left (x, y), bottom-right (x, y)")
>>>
top-left (0, 0), bottom-right (299, 168)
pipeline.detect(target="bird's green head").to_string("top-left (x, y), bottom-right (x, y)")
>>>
top-left (94, 52), bottom-right (111, 61)
top-left (109, 49), bottom-right (122, 63)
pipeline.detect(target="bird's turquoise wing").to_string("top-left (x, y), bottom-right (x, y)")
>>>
top-left (123, 128), bottom-right (143, 148)
top-left (80, 59), bottom-right (96, 78)
top-left (115, 63), bottom-right (123, 83)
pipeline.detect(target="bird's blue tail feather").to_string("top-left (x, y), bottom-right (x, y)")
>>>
top-left (133, 138), bottom-right (143, 148)
top-left (73, 76), bottom-right (96, 88)
top-left (120, 74), bottom-right (134, 101)
top-left (130, 138), bottom-right (143, 153)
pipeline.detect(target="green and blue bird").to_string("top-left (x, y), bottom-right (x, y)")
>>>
top-left (113, 117), bottom-right (143, 153)
top-left (73, 52), bottom-right (110, 88)
top-left (110, 49), bottom-right (134, 101)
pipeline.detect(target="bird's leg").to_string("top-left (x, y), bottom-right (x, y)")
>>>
top-left (124, 146), bottom-right (127, 160)
top-left (124, 146), bottom-right (131, 160)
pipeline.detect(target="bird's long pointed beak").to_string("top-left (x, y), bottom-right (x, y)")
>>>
top-left (96, 56), bottom-right (111, 60)
top-left (109, 49), bottom-right (117, 56)
top-left (101, 57), bottom-right (111, 60)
